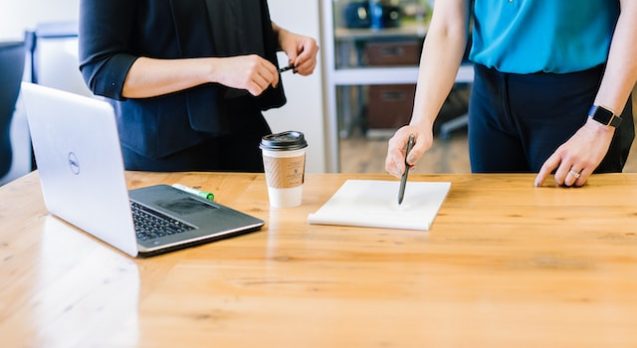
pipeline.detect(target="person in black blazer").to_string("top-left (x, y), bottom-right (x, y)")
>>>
top-left (79, 0), bottom-right (318, 172)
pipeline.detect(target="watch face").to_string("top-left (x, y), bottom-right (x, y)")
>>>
top-left (589, 105), bottom-right (621, 127)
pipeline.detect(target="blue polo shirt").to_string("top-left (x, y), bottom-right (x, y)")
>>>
top-left (470, 0), bottom-right (620, 74)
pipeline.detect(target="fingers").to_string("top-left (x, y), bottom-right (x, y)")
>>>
top-left (534, 122), bottom-right (613, 188)
top-left (293, 38), bottom-right (318, 64)
top-left (554, 163), bottom-right (592, 188)
top-left (385, 127), bottom-right (430, 178)
top-left (534, 152), bottom-right (560, 187)
top-left (286, 48), bottom-right (298, 67)
top-left (574, 167), bottom-right (593, 187)
top-left (245, 56), bottom-right (279, 96)
top-left (535, 149), bottom-right (594, 188)
top-left (247, 81), bottom-right (265, 97)
top-left (292, 39), bottom-right (319, 75)
top-left (544, 146), bottom-right (594, 187)
top-left (385, 131), bottom-right (409, 178)
top-left (407, 136), bottom-right (430, 166)
top-left (248, 73), bottom-right (270, 96)
top-left (562, 166), bottom-right (582, 187)
top-left (294, 58), bottom-right (317, 76)
top-left (385, 146), bottom-right (406, 178)
top-left (257, 57), bottom-right (279, 87)
top-left (257, 62), bottom-right (279, 88)
top-left (553, 157), bottom-right (574, 186)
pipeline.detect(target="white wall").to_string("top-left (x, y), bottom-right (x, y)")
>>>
top-left (265, 0), bottom-right (327, 173)
top-left (0, 0), bottom-right (327, 173)
top-left (0, 0), bottom-right (80, 40)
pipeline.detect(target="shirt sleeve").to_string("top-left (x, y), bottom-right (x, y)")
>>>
top-left (78, 0), bottom-right (138, 101)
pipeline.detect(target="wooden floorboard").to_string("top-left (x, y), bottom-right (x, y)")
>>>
top-left (341, 134), bottom-right (471, 174)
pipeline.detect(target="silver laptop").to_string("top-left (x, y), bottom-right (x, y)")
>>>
top-left (21, 83), bottom-right (264, 257)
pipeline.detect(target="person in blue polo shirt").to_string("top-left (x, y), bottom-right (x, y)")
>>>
top-left (385, 0), bottom-right (637, 187)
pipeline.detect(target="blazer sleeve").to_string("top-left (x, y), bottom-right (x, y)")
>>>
top-left (78, 0), bottom-right (138, 101)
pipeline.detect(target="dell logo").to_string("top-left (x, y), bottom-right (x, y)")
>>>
top-left (68, 152), bottom-right (80, 175)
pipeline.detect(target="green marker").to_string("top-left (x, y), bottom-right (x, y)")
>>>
top-left (172, 184), bottom-right (215, 201)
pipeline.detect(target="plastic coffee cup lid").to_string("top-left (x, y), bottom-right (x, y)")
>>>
top-left (260, 131), bottom-right (308, 151)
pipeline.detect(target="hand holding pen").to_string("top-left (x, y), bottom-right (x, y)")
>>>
top-left (275, 25), bottom-right (319, 76)
top-left (385, 125), bottom-right (432, 178)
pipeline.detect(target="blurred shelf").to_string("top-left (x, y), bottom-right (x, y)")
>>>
top-left (333, 65), bottom-right (474, 85)
top-left (335, 24), bottom-right (428, 41)
top-left (323, 1), bottom-right (471, 172)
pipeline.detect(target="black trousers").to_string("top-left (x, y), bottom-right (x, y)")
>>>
top-left (123, 101), bottom-right (272, 173)
top-left (468, 64), bottom-right (634, 173)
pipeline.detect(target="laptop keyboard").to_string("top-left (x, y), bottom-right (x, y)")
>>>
top-left (131, 201), bottom-right (196, 241)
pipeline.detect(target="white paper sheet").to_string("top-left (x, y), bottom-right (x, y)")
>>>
top-left (308, 180), bottom-right (451, 231)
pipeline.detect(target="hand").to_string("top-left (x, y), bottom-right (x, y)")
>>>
top-left (534, 118), bottom-right (615, 187)
top-left (210, 55), bottom-right (279, 96)
top-left (385, 124), bottom-right (433, 178)
top-left (278, 29), bottom-right (319, 76)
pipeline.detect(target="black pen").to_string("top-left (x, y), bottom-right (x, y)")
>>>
top-left (278, 63), bottom-right (295, 73)
top-left (398, 135), bottom-right (416, 205)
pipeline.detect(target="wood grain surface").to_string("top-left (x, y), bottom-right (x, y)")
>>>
top-left (1, 172), bottom-right (637, 347)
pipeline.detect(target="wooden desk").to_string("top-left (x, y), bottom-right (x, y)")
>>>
top-left (2, 172), bottom-right (637, 347)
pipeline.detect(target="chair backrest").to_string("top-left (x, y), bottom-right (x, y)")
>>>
top-left (0, 41), bottom-right (26, 177)
top-left (28, 22), bottom-right (92, 97)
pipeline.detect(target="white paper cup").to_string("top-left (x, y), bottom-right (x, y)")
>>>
top-left (260, 131), bottom-right (308, 208)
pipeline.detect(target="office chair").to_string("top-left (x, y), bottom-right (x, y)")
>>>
top-left (0, 41), bottom-right (26, 178)
top-left (24, 22), bottom-right (85, 170)
top-left (27, 22), bottom-right (91, 96)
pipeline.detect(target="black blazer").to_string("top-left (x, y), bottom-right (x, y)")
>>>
top-left (79, 0), bottom-right (286, 159)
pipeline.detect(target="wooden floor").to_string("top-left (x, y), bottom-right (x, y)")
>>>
top-left (341, 133), bottom-right (470, 173)
top-left (341, 101), bottom-right (637, 174)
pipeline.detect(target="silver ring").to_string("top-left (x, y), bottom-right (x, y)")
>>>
top-left (568, 169), bottom-right (582, 179)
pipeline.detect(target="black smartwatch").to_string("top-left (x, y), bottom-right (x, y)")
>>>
top-left (588, 105), bottom-right (622, 128)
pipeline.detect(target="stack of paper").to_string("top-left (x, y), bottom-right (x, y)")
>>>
top-left (308, 180), bottom-right (451, 231)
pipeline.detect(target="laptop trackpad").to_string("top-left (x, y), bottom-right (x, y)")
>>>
top-left (156, 197), bottom-right (217, 216)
